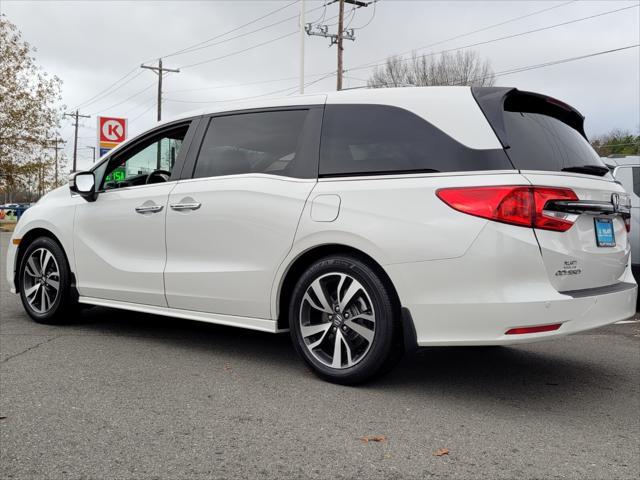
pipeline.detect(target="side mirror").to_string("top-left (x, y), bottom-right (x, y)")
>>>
top-left (69, 171), bottom-right (96, 202)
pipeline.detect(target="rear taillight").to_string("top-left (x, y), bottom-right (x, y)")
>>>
top-left (436, 186), bottom-right (579, 232)
top-left (624, 216), bottom-right (631, 233)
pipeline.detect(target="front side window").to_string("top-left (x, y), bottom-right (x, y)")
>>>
top-left (193, 110), bottom-right (311, 179)
top-left (100, 124), bottom-right (189, 190)
top-left (319, 104), bottom-right (511, 176)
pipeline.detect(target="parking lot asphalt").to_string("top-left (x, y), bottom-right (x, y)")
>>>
top-left (1, 232), bottom-right (639, 480)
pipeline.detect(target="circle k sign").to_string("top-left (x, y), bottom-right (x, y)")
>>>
top-left (98, 117), bottom-right (127, 144)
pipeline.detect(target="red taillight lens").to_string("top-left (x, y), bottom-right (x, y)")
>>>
top-left (436, 186), bottom-right (578, 232)
top-left (624, 216), bottom-right (631, 233)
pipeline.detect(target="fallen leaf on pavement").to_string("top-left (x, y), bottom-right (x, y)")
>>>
top-left (223, 363), bottom-right (232, 372)
top-left (359, 435), bottom-right (386, 443)
top-left (434, 448), bottom-right (449, 456)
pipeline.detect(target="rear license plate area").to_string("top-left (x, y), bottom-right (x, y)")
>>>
top-left (594, 218), bottom-right (615, 247)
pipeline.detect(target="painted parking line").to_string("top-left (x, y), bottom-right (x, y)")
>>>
top-left (615, 319), bottom-right (640, 324)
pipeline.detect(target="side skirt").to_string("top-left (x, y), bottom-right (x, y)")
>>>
top-left (77, 296), bottom-right (278, 333)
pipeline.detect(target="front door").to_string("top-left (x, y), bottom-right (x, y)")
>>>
top-left (74, 121), bottom-right (194, 306)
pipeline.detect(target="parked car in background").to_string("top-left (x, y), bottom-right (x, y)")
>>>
top-left (5, 87), bottom-right (638, 384)
top-left (604, 155), bottom-right (640, 305)
top-left (0, 203), bottom-right (31, 221)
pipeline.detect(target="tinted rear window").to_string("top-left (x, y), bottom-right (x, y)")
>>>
top-left (319, 104), bottom-right (511, 176)
top-left (502, 110), bottom-right (607, 174)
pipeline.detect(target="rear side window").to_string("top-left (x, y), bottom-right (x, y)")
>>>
top-left (633, 167), bottom-right (640, 196)
top-left (319, 104), bottom-right (511, 177)
top-left (194, 109), bottom-right (314, 179)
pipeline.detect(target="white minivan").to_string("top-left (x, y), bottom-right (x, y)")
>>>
top-left (6, 87), bottom-right (637, 383)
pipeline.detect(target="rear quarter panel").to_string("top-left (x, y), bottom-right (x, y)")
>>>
top-left (271, 172), bottom-right (529, 317)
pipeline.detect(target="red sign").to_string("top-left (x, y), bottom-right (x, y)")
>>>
top-left (98, 116), bottom-right (127, 144)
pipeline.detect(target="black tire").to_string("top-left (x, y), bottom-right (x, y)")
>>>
top-left (18, 236), bottom-right (78, 324)
top-left (289, 255), bottom-right (399, 385)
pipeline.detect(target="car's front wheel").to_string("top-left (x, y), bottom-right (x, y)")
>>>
top-left (18, 237), bottom-right (77, 324)
top-left (289, 255), bottom-right (398, 384)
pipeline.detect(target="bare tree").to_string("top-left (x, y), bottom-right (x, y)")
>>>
top-left (368, 50), bottom-right (496, 88)
top-left (0, 14), bottom-right (64, 202)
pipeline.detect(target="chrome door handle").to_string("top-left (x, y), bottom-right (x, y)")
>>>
top-left (170, 202), bottom-right (201, 211)
top-left (135, 204), bottom-right (164, 214)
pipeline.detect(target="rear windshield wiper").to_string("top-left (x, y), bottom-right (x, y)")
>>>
top-left (561, 165), bottom-right (610, 177)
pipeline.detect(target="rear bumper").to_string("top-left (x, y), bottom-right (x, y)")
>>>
top-left (385, 221), bottom-right (637, 346)
top-left (407, 281), bottom-right (636, 346)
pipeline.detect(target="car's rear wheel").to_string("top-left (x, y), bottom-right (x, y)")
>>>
top-left (289, 255), bottom-right (398, 384)
top-left (18, 237), bottom-right (77, 324)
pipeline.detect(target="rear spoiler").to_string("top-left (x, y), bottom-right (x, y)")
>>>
top-left (471, 87), bottom-right (587, 149)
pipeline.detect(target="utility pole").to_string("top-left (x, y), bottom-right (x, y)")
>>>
top-left (141, 58), bottom-right (180, 169)
top-left (305, 0), bottom-right (370, 91)
top-left (300, 0), bottom-right (305, 94)
top-left (84, 146), bottom-right (96, 163)
top-left (141, 58), bottom-right (180, 122)
top-left (336, 0), bottom-right (345, 91)
top-left (45, 138), bottom-right (66, 187)
top-left (64, 110), bottom-right (90, 173)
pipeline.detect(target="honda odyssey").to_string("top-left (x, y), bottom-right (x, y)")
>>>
top-left (6, 87), bottom-right (637, 384)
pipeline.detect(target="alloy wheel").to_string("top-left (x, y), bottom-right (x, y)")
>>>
top-left (22, 247), bottom-right (61, 314)
top-left (299, 272), bottom-right (376, 369)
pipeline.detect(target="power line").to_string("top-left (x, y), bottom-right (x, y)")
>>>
top-left (373, 43), bottom-right (639, 89)
top-left (356, 0), bottom-right (576, 71)
top-left (165, 84), bottom-right (300, 104)
top-left (122, 93), bottom-right (157, 117)
top-left (71, 2), bottom-right (344, 114)
top-left (166, 72), bottom-right (331, 94)
top-left (166, 0), bottom-right (582, 96)
top-left (485, 44), bottom-right (640, 82)
top-left (71, 2), bottom-right (323, 114)
top-left (160, 0), bottom-right (302, 59)
top-left (87, 81), bottom-right (156, 116)
top-left (73, 68), bottom-right (141, 110)
top-left (310, 1), bottom-right (328, 25)
top-left (351, 44), bottom-right (640, 89)
top-left (66, 0), bottom-right (574, 113)
top-left (343, 6), bottom-right (358, 29)
top-left (347, 3), bottom-right (640, 74)
top-left (71, 0), bottom-right (637, 122)
top-left (352, 0), bottom-right (378, 30)
top-left (178, 30), bottom-right (299, 69)
top-left (129, 103), bottom-right (157, 124)
top-left (166, 70), bottom-right (337, 106)
top-left (160, 3), bottom-right (328, 61)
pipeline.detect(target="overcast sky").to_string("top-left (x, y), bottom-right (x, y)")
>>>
top-left (2, 0), bottom-right (639, 171)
